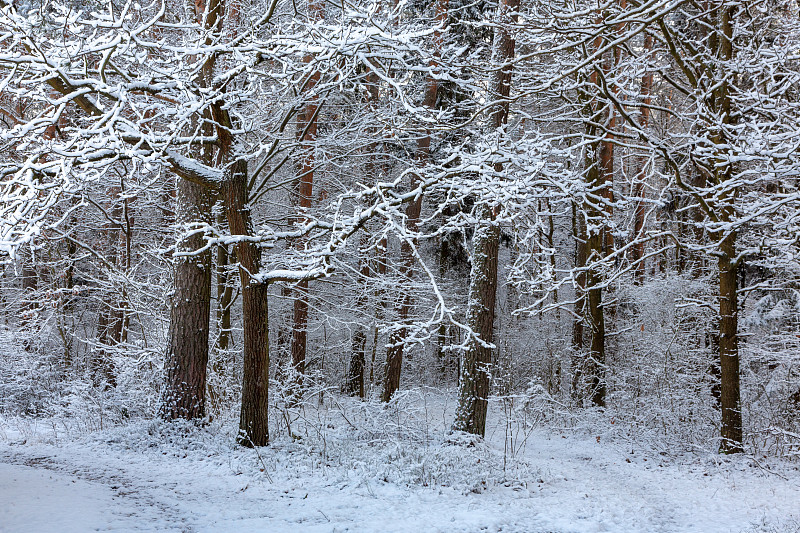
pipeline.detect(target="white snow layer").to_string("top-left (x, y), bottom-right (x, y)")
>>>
top-left (1, 402), bottom-right (799, 533)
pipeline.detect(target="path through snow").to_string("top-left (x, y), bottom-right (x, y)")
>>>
top-left (1, 414), bottom-right (799, 533)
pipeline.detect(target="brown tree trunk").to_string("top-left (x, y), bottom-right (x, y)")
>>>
top-left (453, 205), bottom-right (501, 435)
top-left (712, 3), bottom-right (742, 453)
top-left (286, 0), bottom-right (324, 387)
top-left (571, 203), bottom-right (587, 401)
top-left (160, 177), bottom-right (213, 420)
top-left (214, 214), bottom-right (235, 354)
top-left (291, 280), bottom-right (309, 378)
top-left (347, 234), bottom-right (370, 397)
top-left (209, 216), bottom-right (235, 409)
top-left (225, 160), bottom-right (271, 447)
top-left (382, 0), bottom-right (447, 402)
top-left (632, 33), bottom-right (654, 284)
top-left (718, 230), bottom-right (742, 453)
top-left (370, 236), bottom-right (389, 391)
top-left (381, 177), bottom-right (425, 401)
top-left (587, 238), bottom-right (606, 407)
top-left (577, 15), bottom-right (612, 408)
top-left (586, 154), bottom-right (607, 408)
top-left (453, 0), bottom-right (517, 435)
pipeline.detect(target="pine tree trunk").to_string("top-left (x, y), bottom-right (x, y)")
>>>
top-left (453, 205), bottom-right (500, 435)
top-left (214, 216), bottom-right (235, 354)
top-left (380, 138), bottom-right (424, 401)
top-left (225, 160), bottom-right (270, 447)
top-left (571, 203), bottom-right (587, 400)
top-left (632, 33), bottom-right (654, 284)
top-left (291, 280), bottom-right (309, 378)
top-left (347, 234), bottom-right (370, 397)
top-left (209, 227), bottom-right (235, 409)
top-left (587, 241), bottom-right (606, 407)
top-left (287, 0), bottom-right (323, 387)
top-left (381, 0), bottom-right (447, 402)
top-left (160, 177), bottom-right (213, 420)
top-left (453, 0), bottom-right (517, 435)
top-left (713, 2), bottom-right (742, 453)
top-left (718, 230), bottom-right (742, 453)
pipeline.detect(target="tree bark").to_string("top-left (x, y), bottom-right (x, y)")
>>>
top-left (718, 229), bottom-right (742, 452)
top-left (453, 0), bottom-right (517, 435)
top-left (214, 214), bottom-right (235, 354)
top-left (586, 156), bottom-right (607, 408)
top-left (632, 33), bottom-right (654, 284)
top-left (347, 233), bottom-right (370, 397)
top-left (160, 177), bottom-right (213, 420)
top-left (381, 0), bottom-right (447, 402)
top-left (225, 159), bottom-right (271, 447)
top-left (286, 0), bottom-right (324, 387)
top-left (209, 219), bottom-right (235, 409)
top-left (453, 206), bottom-right (501, 435)
top-left (712, 2), bottom-right (742, 454)
top-left (571, 203), bottom-right (587, 401)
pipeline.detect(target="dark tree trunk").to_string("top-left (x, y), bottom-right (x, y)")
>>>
top-left (587, 239), bottom-right (606, 407)
top-left (453, 204), bottom-right (501, 435)
top-left (382, 291), bottom-right (414, 402)
top-left (160, 178), bottom-right (213, 420)
top-left (291, 280), bottom-right (309, 378)
top-left (347, 328), bottom-right (366, 397)
top-left (712, 3), bottom-right (742, 454)
top-left (347, 234), bottom-right (370, 398)
top-left (287, 7), bottom-right (323, 386)
top-left (453, 0), bottom-right (517, 435)
top-left (381, 153), bottom-right (424, 401)
top-left (718, 231), bottom-right (742, 453)
top-left (571, 203), bottom-right (587, 400)
top-left (214, 216), bottom-right (235, 354)
top-left (382, 0), bottom-right (447, 402)
top-left (586, 159), bottom-right (607, 408)
top-left (209, 222), bottom-right (235, 409)
top-left (225, 160), bottom-right (270, 447)
top-left (632, 33), bottom-right (654, 285)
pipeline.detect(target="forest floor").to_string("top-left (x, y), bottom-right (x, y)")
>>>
top-left (1, 392), bottom-right (800, 533)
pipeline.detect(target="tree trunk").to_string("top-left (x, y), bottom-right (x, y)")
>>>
top-left (453, 0), bottom-right (517, 435)
top-left (347, 233), bottom-right (370, 397)
top-left (347, 328), bottom-right (367, 397)
top-left (571, 203), bottom-right (587, 401)
top-left (453, 205), bottom-right (501, 435)
top-left (587, 238), bottom-right (606, 407)
top-left (586, 157), bottom-right (607, 408)
top-left (380, 160), bottom-right (424, 401)
top-left (209, 220), bottom-right (235, 409)
top-left (160, 177), bottom-right (213, 420)
top-left (291, 280), bottom-right (309, 378)
top-left (632, 33), bottom-right (654, 284)
top-left (225, 159), bottom-right (271, 447)
top-left (382, 0), bottom-right (447, 402)
top-left (214, 215), bottom-right (235, 354)
top-left (287, 0), bottom-right (323, 387)
top-left (712, 2), bottom-right (742, 454)
top-left (718, 230), bottom-right (742, 453)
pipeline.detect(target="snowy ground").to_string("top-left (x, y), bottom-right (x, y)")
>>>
top-left (1, 395), bottom-right (799, 533)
